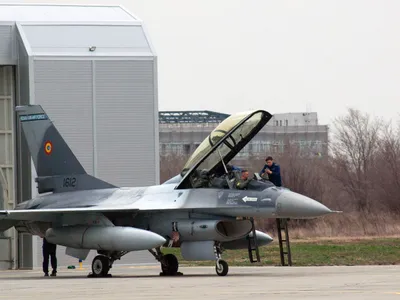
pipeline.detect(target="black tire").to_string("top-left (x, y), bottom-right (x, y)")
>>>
top-left (216, 259), bottom-right (229, 276)
top-left (161, 253), bottom-right (179, 275)
top-left (91, 255), bottom-right (110, 277)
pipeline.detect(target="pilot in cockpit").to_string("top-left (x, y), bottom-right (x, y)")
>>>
top-left (235, 169), bottom-right (251, 190)
top-left (226, 164), bottom-right (241, 180)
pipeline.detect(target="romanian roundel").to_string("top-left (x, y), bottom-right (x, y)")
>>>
top-left (44, 141), bottom-right (52, 155)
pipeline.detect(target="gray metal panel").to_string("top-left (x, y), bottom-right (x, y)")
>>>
top-left (13, 43), bottom-right (31, 271)
top-left (0, 25), bottom-right (12, 62)
top-left (20, 25), bottom-right (151, 55)
top-left (18, 233), bottom-right (32, 269)
top-left (95, 60), bottom-right (157, 187)
top-left (0, 4), bottom-right (136, 22)
top-left (17, 37), bottom-right (30, 109)
top-left (33, 60), bottom-right (94, 175)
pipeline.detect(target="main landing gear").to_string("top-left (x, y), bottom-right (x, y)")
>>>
top-left (148, 247), bottom-right (182, 276)
top-left (149, 241), bottom-right (230, 277)
top-left (88, 251), bottom-right (129, 278)
top-left (214, 242), bottom-right (229, 276)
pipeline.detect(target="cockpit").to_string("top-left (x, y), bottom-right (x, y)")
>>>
top-left (174, 109), bottom-right (273, 191)
top-left (188, 167), bottom-right (276, 191)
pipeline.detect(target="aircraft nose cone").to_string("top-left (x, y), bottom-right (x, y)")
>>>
top-left (276, 191), bottom-right (332, 219)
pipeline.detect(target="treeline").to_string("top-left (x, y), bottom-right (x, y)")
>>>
top-left (160, 108), bottom-right (400, 238)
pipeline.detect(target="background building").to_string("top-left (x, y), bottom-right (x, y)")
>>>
top-left (0, 3), bottom-right (158, 270)
top-left (159, 110), bottom-right (329, 160)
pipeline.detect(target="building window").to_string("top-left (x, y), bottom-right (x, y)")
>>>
top-left (279, 120), bottom-right (282, 126)
top-left (275, 120), bottom-right (279, 126)
top-left (285, 119), bottom-right (288, 126)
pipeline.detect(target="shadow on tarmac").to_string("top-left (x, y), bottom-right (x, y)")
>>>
top-left (0, 272), bottom-right (280, 280)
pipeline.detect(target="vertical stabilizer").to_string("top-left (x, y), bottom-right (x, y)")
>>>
top-left (16, 105), bottom-right (116, 193)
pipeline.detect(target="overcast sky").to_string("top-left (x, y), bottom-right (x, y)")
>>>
top-left (10, 0), bottom-right (400, 125)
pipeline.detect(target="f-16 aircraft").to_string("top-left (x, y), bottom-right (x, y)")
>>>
top-left (0, 105), bottom-right (335, 277)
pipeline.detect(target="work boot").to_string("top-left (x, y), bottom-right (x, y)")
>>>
top-left (50, 270), bottom-right (57, 276)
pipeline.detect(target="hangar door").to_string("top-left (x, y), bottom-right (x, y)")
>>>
top-left (0, 66), bottom-right (15, 269)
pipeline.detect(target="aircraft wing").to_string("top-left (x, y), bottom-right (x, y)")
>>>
top-left (0, 207), bottom-right (140, 222)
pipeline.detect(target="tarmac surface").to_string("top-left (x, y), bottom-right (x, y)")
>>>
top-left (1, 265), bottom-right (400, 299)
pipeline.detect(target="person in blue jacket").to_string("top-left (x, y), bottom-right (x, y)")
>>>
top-left (260, 156), bottom-right (282, 187)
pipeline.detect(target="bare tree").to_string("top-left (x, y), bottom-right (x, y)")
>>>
top-left (374, 122), bottom-right (400, 212)
top-left (329, 108), bottom-right (383, 212)
top-left (160, 154), bottom-right (189, 183)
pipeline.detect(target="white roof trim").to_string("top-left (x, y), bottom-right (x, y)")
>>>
top-left (16, 21), bottom-right (143, 26)
top-left (0, 3), bottom-right (138, 22)
top-left (0, 3), bottom-right (128, 9)
top-left (15, 22), bottom-right (33, 56)
top-left (119, 5), bottom-right (142, 22)
top-left (141, 23), bottom-right (157, 57)
top-left (33, 55), bottom-right (154, 61)
top-left (0, 21), bottom-right (15, 25)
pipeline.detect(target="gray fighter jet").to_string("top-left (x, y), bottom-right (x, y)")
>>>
top-left (0, 105), bottom-right (335, 277)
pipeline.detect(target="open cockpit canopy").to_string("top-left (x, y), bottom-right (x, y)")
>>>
top-left (176, 110), bottom-right (272, 189)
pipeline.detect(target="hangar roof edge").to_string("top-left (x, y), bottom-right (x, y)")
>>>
top-left (0, 3), bottom-right (139, 22)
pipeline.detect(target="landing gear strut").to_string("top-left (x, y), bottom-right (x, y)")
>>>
top-left (214, 242), bottom-right (229, 276)
top-left (149, 247), bottom-right (182, 276)
top-left (88, 251), bottom-right (129, 278)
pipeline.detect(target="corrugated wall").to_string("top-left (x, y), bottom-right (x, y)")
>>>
top-left (95, 60), bottom-right (156, 186)
top-left (32, 59), bottom-right (158, 186)
top-left (33, 60), bottom-right (94, 176)
top-left (32, 58), bottom-right (157, 267)
top-left (0, 26), bottom-right (12, 62)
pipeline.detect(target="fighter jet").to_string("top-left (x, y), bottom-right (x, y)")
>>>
top-left (0, 105), bottom-right (335, 277)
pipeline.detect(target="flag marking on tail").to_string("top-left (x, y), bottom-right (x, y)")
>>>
top-left (44, 141), bottom-right (53, 155)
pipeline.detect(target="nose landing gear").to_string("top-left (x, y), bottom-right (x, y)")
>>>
top-left (214, 242), bottom-right (229, 276)
top-left (216, 259), bottom-right (229, 276)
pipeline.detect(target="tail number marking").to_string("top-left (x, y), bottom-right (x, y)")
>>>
top-left (63, 177), bottom-right (76, 188)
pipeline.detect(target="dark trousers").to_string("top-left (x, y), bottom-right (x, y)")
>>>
top-left (43, 246), bottom-right (57, 274)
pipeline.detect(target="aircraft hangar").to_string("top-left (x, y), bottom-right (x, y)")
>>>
top-left (0, 3), bottom-right (159, 270)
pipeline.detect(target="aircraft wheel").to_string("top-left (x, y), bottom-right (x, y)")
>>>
top-left (92, 255), bottom-right (110, 277)
top-left (161, 253), bottom-right (179, 275)
top-left (216, 259), bottom-right (229, 276)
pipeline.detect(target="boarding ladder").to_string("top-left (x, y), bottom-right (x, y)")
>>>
top-left (247, 217), bottom-right (261, 263)
top-left (276, 218), bottom-right (292, 266)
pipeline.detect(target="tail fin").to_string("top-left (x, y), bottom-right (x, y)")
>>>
top-left (16, 105), bottom-right (116, 194)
